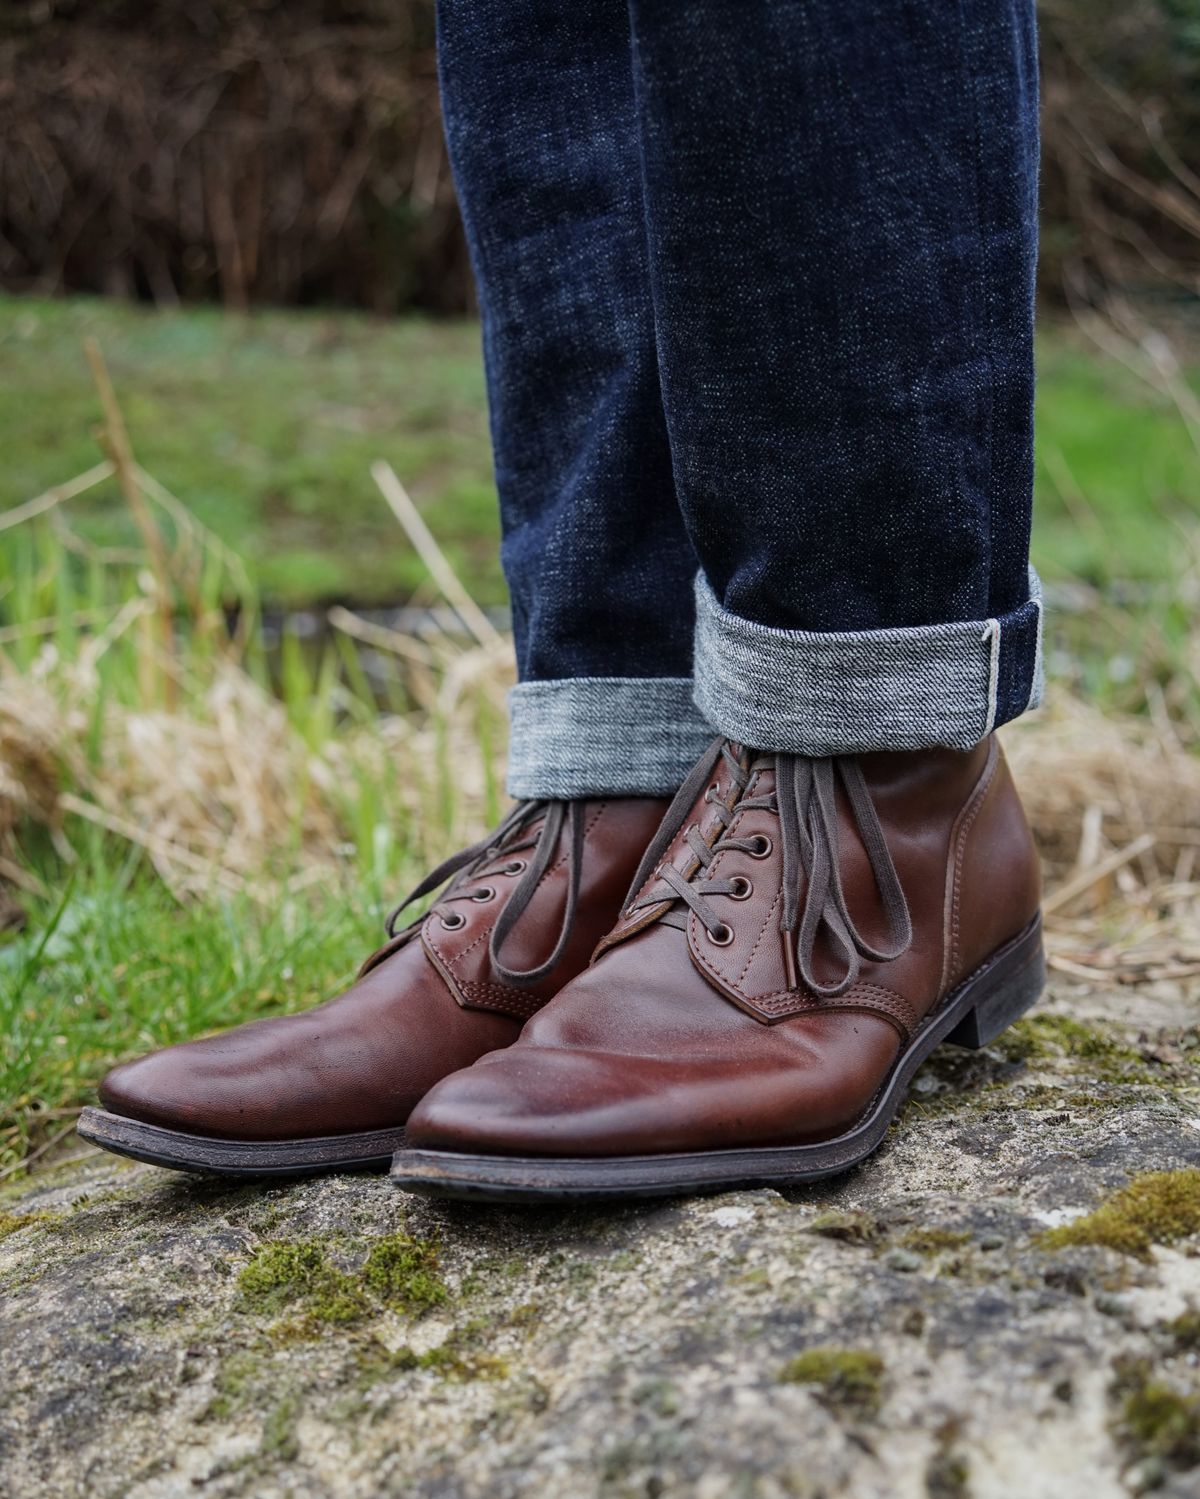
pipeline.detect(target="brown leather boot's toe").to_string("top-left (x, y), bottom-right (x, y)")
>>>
top-left (78, 796), bottom-right (668, 1176)
top-left (393, 736), bottom-right (1044, 1201)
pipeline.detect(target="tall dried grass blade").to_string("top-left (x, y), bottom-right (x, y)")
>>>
top-left (371, 459), bottom-right (503, 649)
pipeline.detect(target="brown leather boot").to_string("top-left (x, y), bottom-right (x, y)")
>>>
top-left (78, 797), bottom-right (669, 1176)
top-left (393, 737), bottom-right (1044, 1201)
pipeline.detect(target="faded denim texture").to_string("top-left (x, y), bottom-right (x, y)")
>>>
top-left (436, 0), bottom-right (1042, 798)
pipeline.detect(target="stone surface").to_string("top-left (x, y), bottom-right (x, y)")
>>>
top-left (2, 980), bottom-right (1199, 1499)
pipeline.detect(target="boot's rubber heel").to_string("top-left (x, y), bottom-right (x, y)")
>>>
top-left (944, 926), bottom-right (1046, 1050)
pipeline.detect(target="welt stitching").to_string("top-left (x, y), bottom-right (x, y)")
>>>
top-left (750, 980), bottom-right (916, 1028)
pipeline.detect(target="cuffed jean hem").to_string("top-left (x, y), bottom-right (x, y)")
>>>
top-left (507, 677), bottom-right (716, 799)
top-left (692, 568), bottom-right (1045, 757)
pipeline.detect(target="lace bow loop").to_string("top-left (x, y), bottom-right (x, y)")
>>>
top-left (383, 798), bottom-right (589, 989)
top-left (626, 740), bottom-right (913, 1000)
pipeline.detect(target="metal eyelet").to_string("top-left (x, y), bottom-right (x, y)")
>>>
top-left (728, 875), bottom-right (753, 900)
top-left (440, 911), bottom-right (467, 930)
top-left (704, 781), bottom-right (720, 800)
top-left (707, 923), bottom-right (734, 946)
top-left (748, 834), bottom-right (773, 859)
top-left (501, 859), bottom-right (526, 875)
top-left (471, 885), bottom-right (496, 902)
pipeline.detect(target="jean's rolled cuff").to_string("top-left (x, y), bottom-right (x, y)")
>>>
top-left (507, 677), bottom-right (716, 799)
top-left (692, 568), bottom-right (1044, 757)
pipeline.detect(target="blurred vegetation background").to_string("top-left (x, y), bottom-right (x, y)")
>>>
top-left (0, 0), bottom-right (1197, 316)
top-left (1, 0), bottom-right (1198, 1169)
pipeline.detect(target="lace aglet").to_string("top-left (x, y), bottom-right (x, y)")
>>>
top-left (782, 929), bottom-right (798, 992)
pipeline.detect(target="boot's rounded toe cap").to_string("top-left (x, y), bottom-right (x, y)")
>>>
top-left (406, 1048), bottom-right (641, 1157)
top-left (98, 1046), bottom-right (219, 1134)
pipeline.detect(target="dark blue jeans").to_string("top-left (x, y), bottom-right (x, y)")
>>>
top-left (436, 0), bottom-right (1042, 798)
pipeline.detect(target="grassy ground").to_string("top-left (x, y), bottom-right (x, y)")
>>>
top-left (0, 293), bottom-right (1197, 1173)
top-left (0, 297), bottom-right (499, 607)
top-left (1, 849), bottom-right (379, 1165)
top-left (2, 295), bottom-right (1198, 605)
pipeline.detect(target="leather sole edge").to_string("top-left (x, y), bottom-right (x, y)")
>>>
top-left (388, 915), bottom-right (1046, 1203)
top-left (76, 1108), bottom-right (405, 1178)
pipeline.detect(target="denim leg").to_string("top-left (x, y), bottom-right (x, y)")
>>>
top-left (437, 0), bottom-right (714, 797)
top-left (627, 0), bottom-right (1042, 754)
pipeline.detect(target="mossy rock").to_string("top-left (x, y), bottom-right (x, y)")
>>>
top-left (778, 1347), bottom-right (885, 1417)
top-left (238, 1240), bottom-right (368, 1326)
top-left (1111, 1356), bottom-right (1200, 1474)
top-left (1040, 1169), bottom-right (1200, 1260)
top-left (363, 1232), bottom-right (448, 1314)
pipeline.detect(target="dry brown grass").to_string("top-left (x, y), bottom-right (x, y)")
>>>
top-left (3, 601), bottom-right (1196, 991)
top-left (0, 396), bottom-right (1197, 991)
top-left (1007, 698), bottom-right (1200, 991)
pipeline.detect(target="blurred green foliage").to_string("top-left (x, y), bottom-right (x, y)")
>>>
top-left (2, 296), bottom-right (1196, 609)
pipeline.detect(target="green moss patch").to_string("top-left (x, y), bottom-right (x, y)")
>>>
top-left (1166, 1310), bottom-right (1200, 1353)
top-left (401, 1342), bottom-right (508, 1382)
top-left (778, 1347), bottom-right (885, 1416)
top-left (201, 1350), bottom-right (270, 1424)
top-left (238, 1240), bottom-right (367, 1326)
top-left (363, 1233), bottom-right (447, 1314)
top-left (356, 1326), bottom-right (507, 1387)
top-left (237, 1231), bottom-right (448, 1331)
top-left (925, 1449), bottom-right (971, 1499)
top-left (1040, 1169), bottom-right (1200, 1261)
top-left (258, 1395), bottom-right (300, 1464)
top-left (997, 1014), bottom-right (1151, 1079)
top-left (1111, 1357), bottom-right (1200, 1473)
top-left (0, 1208), bottom-right (55, 1241)
top-left (899, 1227), bottom-right (972, 1256)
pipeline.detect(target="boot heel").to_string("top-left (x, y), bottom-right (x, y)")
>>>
top-left (944, 937), bottom-right (1046, 1050)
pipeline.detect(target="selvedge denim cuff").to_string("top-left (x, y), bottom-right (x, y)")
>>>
top-left (692, 568), bottom-right (1044, 757)
top-left (507, 677), bottom-right (716, 799)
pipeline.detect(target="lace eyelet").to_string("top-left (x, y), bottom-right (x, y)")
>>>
top-left (471, 885), bottom-right (496, 903)
top-left (704, 781), bottom-right (720, 800)
top-left (748, 834), bottom-right (773, 859)
top-left (440, 911), bottom-right (467, 931)
top-left (707, 923), bottom-right (735, 946)
top-left (501, 859), bottom-right (526, 875)
top-left (728, 875), bottom-right (753, 900)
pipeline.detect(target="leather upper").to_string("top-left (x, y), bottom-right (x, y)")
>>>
top-left (406, 739), bottom-right (1041, 1158)
top-left (98, 796), bottom-right (669, 1140)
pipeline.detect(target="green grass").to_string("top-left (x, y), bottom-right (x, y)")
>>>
top-left (0, 296), bottom-right (500, 607)
top-left (2, 295), bottom-right (1197, 609)
top-left (1033, 336), bottom-right (1200, 587)
top-left (0, 829), bottom-right (391, 1167)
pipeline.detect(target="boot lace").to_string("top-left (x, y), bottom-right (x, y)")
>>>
top-left (384, 799), bottom-right (586, 988)
top-left (624, 738), bottom-right (912, 999)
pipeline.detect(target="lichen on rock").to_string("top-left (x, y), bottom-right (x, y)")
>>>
top-left (1, 984), bottom-right (1198, 1497)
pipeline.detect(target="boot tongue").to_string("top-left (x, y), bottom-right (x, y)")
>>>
top-left (594, 740), bottom-right (762, 953)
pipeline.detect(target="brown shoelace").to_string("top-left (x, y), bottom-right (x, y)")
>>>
top-left (385, 799), bottom-right (586, 987)
top-left (625, 738), bottom-right (912, 998)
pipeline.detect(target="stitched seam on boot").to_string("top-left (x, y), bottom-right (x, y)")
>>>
top-left (946, 753), bottom-right (1000, 990)
top-left (752, 981), bottom-right (917, 1034)
top-left (453, 980), bottom-right (544, 1019)
top-left (736, 886), bottom-right (784, 989)
top-left (939, 743), bottom-right (999, 993)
